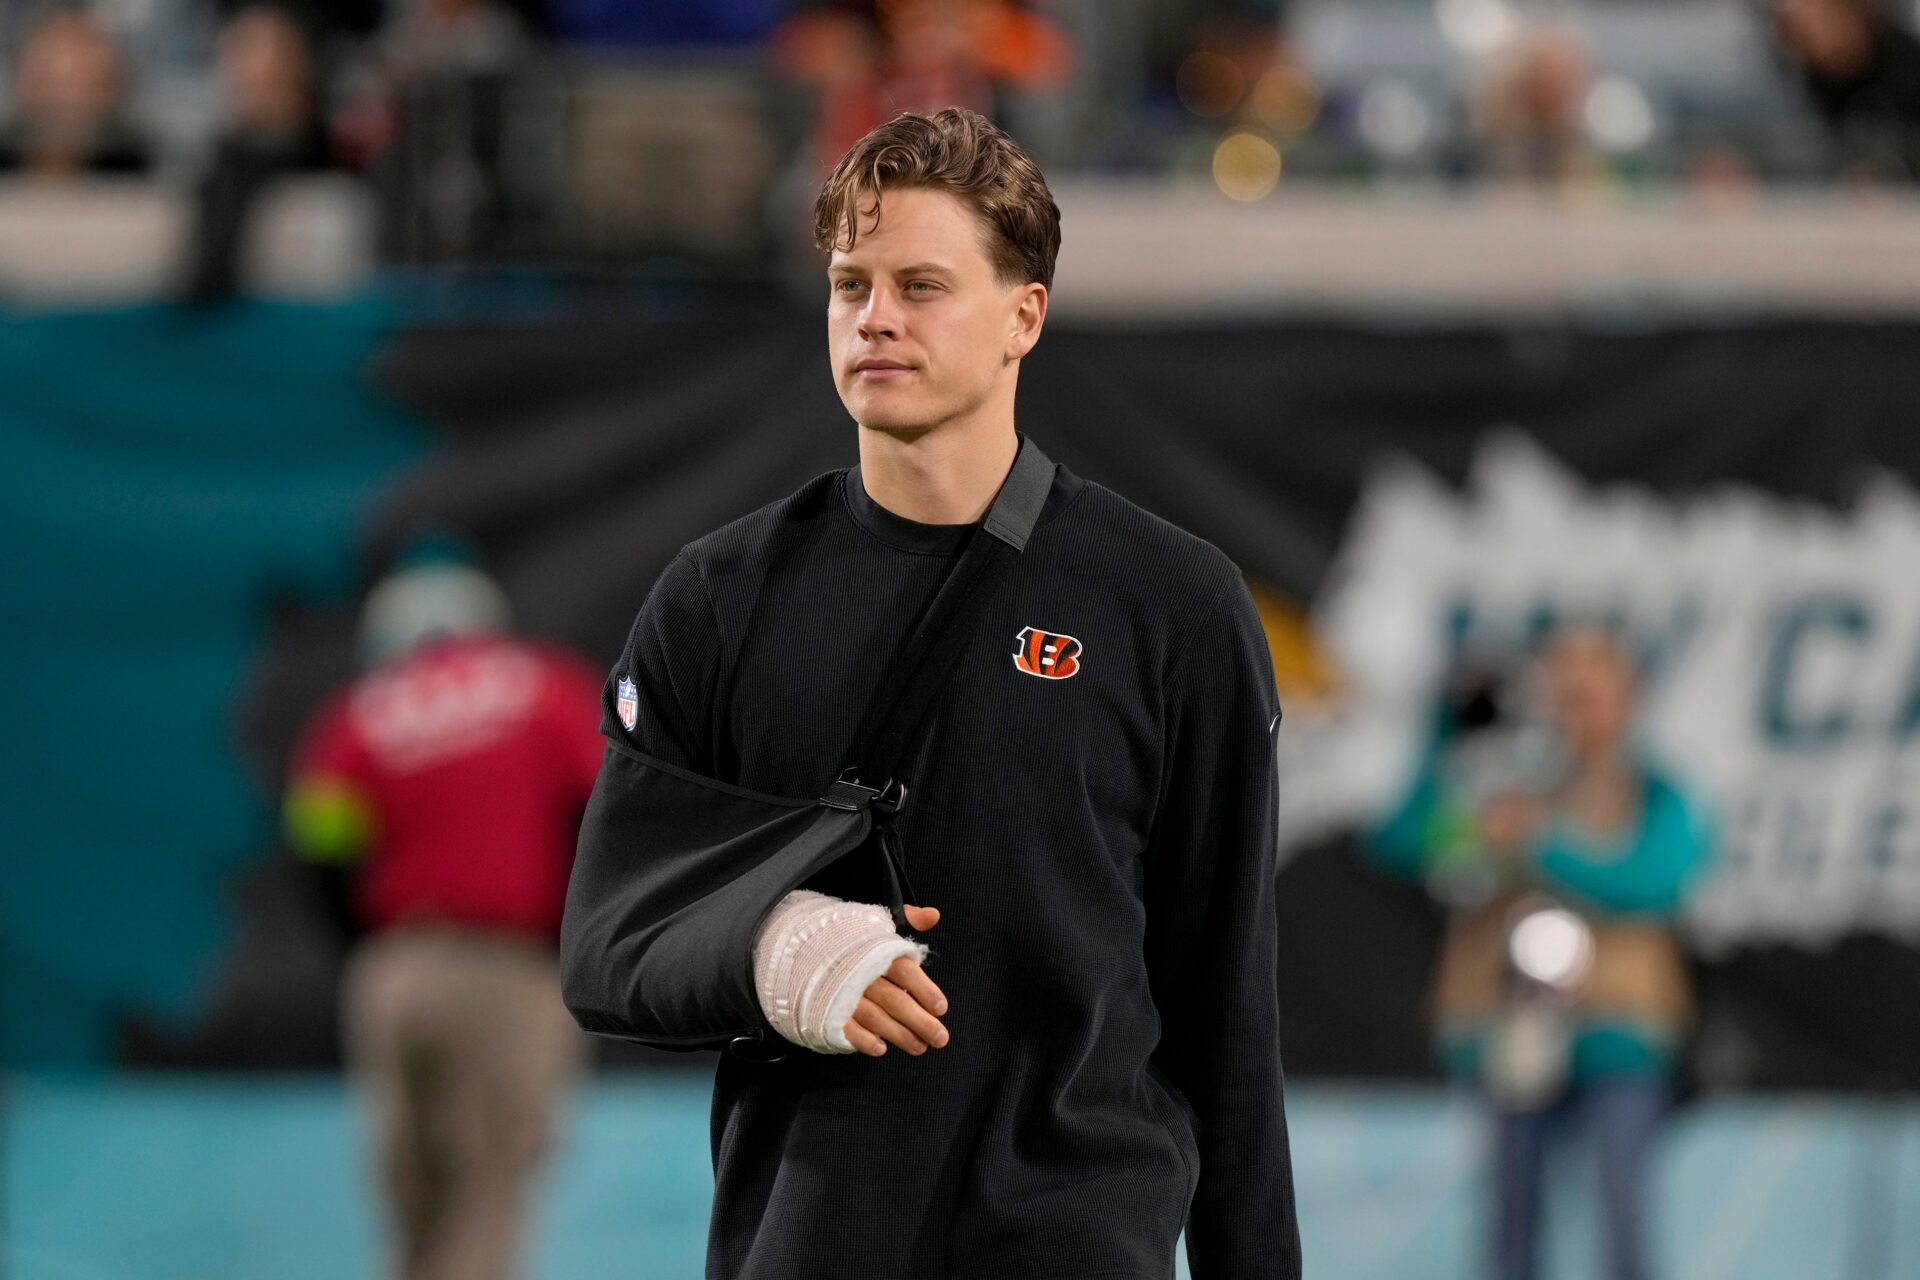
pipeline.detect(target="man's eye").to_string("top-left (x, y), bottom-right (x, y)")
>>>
top-left (907, 281), bottom-right (937, 293)
top-left (834, 279), bottom-right (865, 293)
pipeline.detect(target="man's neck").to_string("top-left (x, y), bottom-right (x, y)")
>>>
top-left (855, 423), bottom-right (1019, 526)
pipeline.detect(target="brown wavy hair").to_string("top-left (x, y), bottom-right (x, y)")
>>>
top-left (812, 107), bottom-right (1062, 290)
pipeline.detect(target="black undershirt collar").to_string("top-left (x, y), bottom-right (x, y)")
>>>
top-left (840, 430), bottom-right (1083, 556)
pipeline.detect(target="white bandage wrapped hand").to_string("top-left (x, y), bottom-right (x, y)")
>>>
top-left (751, 888), bottom-right (929, 1054)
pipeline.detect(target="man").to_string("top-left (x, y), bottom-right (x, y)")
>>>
top-left (285, 536), bottom-right (602, 1280)
top-left (582, 107), bottom-right (1299, 1278)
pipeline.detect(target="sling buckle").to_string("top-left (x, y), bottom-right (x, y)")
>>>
top-left (823, 767), bottom-right (907, 813)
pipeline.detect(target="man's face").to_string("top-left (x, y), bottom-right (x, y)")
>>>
top-left (827, 186), bottom-right (1040, 438)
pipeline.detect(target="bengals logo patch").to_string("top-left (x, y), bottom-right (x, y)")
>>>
top-left (1011, 626), bottom-right (1083, 680)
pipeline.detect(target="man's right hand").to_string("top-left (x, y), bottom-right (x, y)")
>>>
top-left (844, 904), bottom-right (950, 1057)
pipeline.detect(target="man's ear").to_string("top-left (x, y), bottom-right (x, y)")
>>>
top-left (1006, 283), bottom-right (1048, 361)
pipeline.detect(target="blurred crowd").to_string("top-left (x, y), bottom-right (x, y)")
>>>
top-left (1, 0), bottom-right (1916, 285)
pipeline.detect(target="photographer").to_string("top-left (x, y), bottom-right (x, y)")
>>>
top-left (1366, 622), bottom-right (1715, 1280)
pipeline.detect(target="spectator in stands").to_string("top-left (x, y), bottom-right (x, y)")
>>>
top-left (770, 6), bottom-right (887, 180)
top-left (181, 4), bottom-right (343, 302)
top-left (347, 0), bottom-right (535, 261)
top-left (1365, 622), bottom-right (1714, 1280)
top-left (284, 530), bottom-right (602, 1280)
top-left (1772, 0), bottom-right (1920, 181)
top-left (0, 4), bottom-right (148, 176)
top-left (773, 1), bottom-right (1069, 180)
top-left (1471, 21), bottom-right (1606, 190)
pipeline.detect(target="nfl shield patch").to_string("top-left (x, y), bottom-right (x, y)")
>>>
top-left (616, 676), bottom-right (639, 732)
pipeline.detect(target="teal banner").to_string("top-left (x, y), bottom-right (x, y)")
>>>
top-left (0, 298), bottom-right (427, 1065)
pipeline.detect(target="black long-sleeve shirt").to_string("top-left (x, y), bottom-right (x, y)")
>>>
top-left (598, 435), bottom-right (1300, 1279)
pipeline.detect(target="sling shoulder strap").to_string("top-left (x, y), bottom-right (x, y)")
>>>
top-left (830, 431), bottom-right (1055, 805)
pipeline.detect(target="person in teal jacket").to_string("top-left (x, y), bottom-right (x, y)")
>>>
top-left (1367, 622), bottom-right (1714, 1280)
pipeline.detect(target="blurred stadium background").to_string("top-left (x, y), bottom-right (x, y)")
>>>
top-left (4, 0), bottom-right (1920, 1277)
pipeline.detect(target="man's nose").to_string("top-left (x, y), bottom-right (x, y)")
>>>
top-left (858, 285), bottom-right (901, 340)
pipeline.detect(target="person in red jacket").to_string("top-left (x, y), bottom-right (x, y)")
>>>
top-left (285, 533), bottom-right (603, 1280)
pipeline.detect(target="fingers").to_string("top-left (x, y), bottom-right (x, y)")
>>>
top-left (838, 931), bottom-right (952, 1058)
top-left (850, 993), bottom-right (927, 1054)
top-left (843, 969), bottom-right (951, 1057)
top-left (886, 953), bottom-right (948, 1018)
top-left (869, 975), bottom-right (949, 1050)
top-left (903, 903), bottom-right (941, 931)
top-left (842, 1015), bottom-right (888, 1057)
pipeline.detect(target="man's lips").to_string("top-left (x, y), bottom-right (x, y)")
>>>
top-left (853, 361), bottom-right (914, 381)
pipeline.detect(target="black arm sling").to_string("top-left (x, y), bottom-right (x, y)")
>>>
top-left (559, 434), bottom-right (1055, 1063)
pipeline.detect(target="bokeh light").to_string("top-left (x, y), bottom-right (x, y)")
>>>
top-left (1176, 50), bottom-right (1245, 119)
top-left (1585, 74), bottom-right (1657, 154)
top-left (1509, 907), bottom-right (1597, 991)
top-left (1356, 80), bottom-right (1433, 158)
top-left (1212, 130), bottom-right (1284, 201)
top-left (1250, 65), bottom-right (1321, 137)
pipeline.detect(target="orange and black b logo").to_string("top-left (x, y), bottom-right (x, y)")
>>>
top-left (1011, 626), bottom-right (1083, 680)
